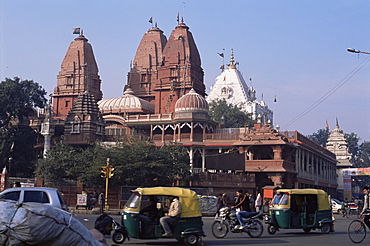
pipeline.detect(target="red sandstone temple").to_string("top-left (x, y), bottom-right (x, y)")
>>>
top-left (28, 20), bottom-right (337, 196)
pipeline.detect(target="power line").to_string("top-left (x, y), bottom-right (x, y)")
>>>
top-left (281, 56), bottom-right (370, 130)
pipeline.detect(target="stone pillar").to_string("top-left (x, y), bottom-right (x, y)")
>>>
top-left (272, 146), bottom-right (282, 160)
top-left (189, 147), bottom-right (194, 173)
top-left (177, 123), bottom-right (181, 142)
top-left (202, 123), bottom-right (206, 142)
top-left (190, 122), bottom-right (194, 141)
top-left (201, 148), bottom-right (206, 172)
top-left (161, 124), bottom-right (165, 143)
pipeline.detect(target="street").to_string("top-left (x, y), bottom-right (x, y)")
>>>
top-left (75, 213), bottom-right (363, 245)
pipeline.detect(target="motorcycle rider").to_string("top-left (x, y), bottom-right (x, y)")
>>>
top-left (232, 190), bottom-right (254, 229)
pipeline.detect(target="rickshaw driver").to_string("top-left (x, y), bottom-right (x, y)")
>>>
top-left (160, 196), bottom-right (182, 237)
top-left (361, 186), bottom-right (370, 229)
top-left (138, 195), bottom-right (158, 223)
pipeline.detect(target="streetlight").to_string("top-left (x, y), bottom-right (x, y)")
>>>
top-left (347, 48), bottom-right (370, 55)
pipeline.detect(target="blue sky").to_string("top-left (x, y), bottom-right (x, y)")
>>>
top-left (1, 0), bottom-right (369, 142)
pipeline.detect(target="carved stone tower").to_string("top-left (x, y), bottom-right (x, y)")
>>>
top-left (53, 34), bottom-right (102, 119)
top-left (63, 91), bottom-right (105, 144)
top-left (127, 25), bottom-right (167, 104)
top-left (155, 21), bottom-right (205, 114)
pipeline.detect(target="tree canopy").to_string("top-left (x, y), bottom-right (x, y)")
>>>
top-left (36, 139), bottom-right (190, 188)
top-left (0, 77), bottom-right (47, 177)
top-left (208, 99), bottom-right (255, 128)
top-left (0, 77), bottom-right (47, 129)
top-left (307, 127), bottom-right (370, 168)
top-left (307, 128), bottom-right (330, 147)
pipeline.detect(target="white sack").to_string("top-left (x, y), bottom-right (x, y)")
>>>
top-left (0, 200), bottom-right (101, 246)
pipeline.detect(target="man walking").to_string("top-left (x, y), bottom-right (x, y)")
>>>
top-left (361, 186), bottom-right (370, 229)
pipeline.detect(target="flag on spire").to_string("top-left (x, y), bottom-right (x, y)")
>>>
top-left (72, 28), bottom-right (81, 34)
top-left (325, 120), bottom-right (329, 131)
top-left (218, 52), bottom-right (224, 58)
top-left (177, 12), bottom-right (180, 22)
top-left (149, 17), bottom-right (153, 23)
top-left (274, 95), bottom-right (277, 103)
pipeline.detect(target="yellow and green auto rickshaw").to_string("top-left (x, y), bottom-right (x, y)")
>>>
top-left (265, 189), bottom-right (334, 234)
top-left (112, 187), bottom-right (205, 246)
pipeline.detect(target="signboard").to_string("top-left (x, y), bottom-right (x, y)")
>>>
top-left (342, 168), bottom-right (369, 201)
top-left (77, 194), bottom-right (88, 206)
top-left (342, 168), bottom-right (370, 177)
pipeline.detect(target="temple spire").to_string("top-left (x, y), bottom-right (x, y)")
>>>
top-left (228, 49), bottom-right (236, 69)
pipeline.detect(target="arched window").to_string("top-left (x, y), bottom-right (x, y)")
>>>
top-left (71, 115), bottom-right (81, 133)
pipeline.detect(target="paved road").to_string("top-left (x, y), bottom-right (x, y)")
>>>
top-left (76, 213), bottom-right (366, 245)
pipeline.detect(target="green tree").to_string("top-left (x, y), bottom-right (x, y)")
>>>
top-left (356, 141), bottom-right (370, 168)
top-left (0, 77), bottom-right (47, 128)
top-left (208, 99), bottom-right (255, 128)
top-left (0, 77), bottom-right (47, 177)
top-left (307, 128), bottom-right (330, 147)
top-left (36, 139), bottom-right (190, 188)
top-left (345, 133), bottom-right (360, 159)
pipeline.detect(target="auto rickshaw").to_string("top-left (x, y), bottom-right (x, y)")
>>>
top-left (113, 187), bottom-right (205, 246)
top-left (265, 189), bottom-right (334, 234)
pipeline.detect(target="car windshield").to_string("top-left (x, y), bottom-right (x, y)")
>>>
top-left (125, 191), bottom-right (141, 208)
top-left (271, 193), bottom-right (289, 206)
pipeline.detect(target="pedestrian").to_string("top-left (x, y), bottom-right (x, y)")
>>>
top-left (255, 193), bottom-right (262, 212)
top-left (98, 192), bottom-right (105, 214)
top-left (248, 194), bottom-right (254, 212)
top-left (89, 213), bottom-right (114, 246)
top-left (361, 186), bottom-right (370, 229)
top-left (160, 196), bottom-right (181, 237)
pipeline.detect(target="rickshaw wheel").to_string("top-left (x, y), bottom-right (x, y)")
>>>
top-left (303, 228), bottom-right (311, 233)
top-left (211, 221), bottom-right (228, 238)
top-left (321, 223), bottom-right (331, 234)
top-left (267, 225), bottom-right (277, 235)
top-left (246, 220), bottom-right (264, 238)
top-left (184, 233), bottom-right (199, 246)
top-left (112, 231), bottom-right (126, 244)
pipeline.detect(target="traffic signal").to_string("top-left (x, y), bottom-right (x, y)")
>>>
top-left (100, 166), bottom-right (107, 178)
top-left (108, 167), bottom-right (115, 178)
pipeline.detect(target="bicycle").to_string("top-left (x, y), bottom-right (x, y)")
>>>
top-left (348, 213), bottom-right (370, 244)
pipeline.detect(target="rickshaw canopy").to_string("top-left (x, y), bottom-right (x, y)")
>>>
top-left (125, 187), bottom-right (201, 218)
top-left (276, 189), bottom-right (331, 211)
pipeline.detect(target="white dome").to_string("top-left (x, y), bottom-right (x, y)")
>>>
top-left (98, 88), bottom-right (154, 114)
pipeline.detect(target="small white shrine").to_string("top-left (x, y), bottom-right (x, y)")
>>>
top-left (206, 50), bottom-right (273, 124)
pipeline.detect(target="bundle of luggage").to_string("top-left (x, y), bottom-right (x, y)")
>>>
top-left (0, 200), bottom-right (101, 246)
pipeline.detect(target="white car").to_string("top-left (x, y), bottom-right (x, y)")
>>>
top-left (0, 187), bottom-right (69, 211)
top-left (330, 198), bottom-right (342, 213)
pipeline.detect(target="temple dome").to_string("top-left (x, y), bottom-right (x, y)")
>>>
top-left (175, 88), bottom-right (209, 113)
top-left (98, 88), bottom-right (154, 114)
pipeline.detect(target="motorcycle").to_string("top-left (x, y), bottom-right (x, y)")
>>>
top-left (211, 207), bottom-right (263, 239)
